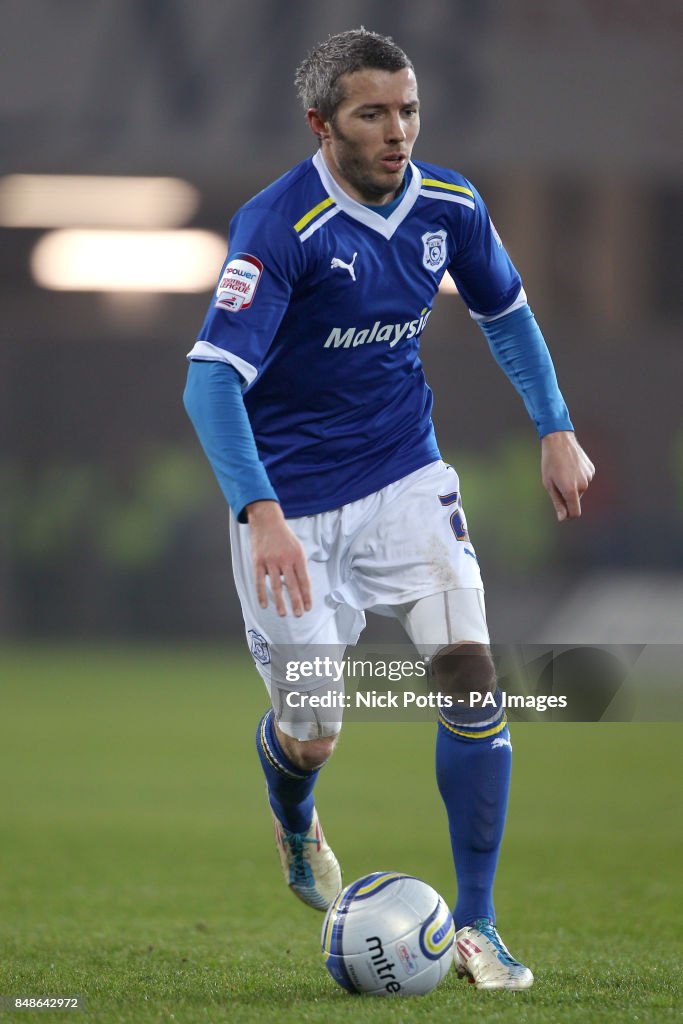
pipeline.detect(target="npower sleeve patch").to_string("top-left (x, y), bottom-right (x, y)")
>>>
top-left (215, 253), bottom-right (263, 311)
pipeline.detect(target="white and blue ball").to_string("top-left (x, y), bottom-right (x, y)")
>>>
top-left (321, 871), bottom-right (454, 996)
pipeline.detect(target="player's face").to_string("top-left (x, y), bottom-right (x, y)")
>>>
top-left (313, 67), bottom-right (420, 205)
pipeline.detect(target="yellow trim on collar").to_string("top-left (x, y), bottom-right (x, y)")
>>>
top-left (294, 196), bottom-right (335, 233)
top-left (421, 179), bottom-right (474, 198)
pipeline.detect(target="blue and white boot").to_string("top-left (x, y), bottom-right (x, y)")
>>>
top-left (272, 808), bottom-right (342, 912)
top-left (454, 918), bottom-right (534, 990)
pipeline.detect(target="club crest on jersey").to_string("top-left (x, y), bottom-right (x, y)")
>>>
top-left (215, 252), bottom-right (263, 312)
top-left (421, 229), bottom-right (448, 272)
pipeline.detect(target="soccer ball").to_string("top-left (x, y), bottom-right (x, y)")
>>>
top-left (321, 871), bottom-right (454, 996)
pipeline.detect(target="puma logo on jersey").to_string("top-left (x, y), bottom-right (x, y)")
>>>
top-left (330, 252), bottom-right (358, 281)
top-left (491, 736), bottom-right (512, 751)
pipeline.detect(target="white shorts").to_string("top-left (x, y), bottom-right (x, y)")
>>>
top-left (230, 460), bottom-right (489, 738)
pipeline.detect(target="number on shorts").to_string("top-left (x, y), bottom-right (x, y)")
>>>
top-left (438, 490), bottom-right (469, 542)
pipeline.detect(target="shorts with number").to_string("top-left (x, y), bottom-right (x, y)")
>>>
top-left (229, 460), bottom-right (489, 737)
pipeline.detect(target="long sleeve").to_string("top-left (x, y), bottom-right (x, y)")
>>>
top-left (478, 304), bottom-right (574, 438)
top-left (183, 359), bottom-right (279, 522)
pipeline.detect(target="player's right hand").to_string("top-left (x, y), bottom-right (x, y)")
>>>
top-left (245, 500), bottom-right (313, 617)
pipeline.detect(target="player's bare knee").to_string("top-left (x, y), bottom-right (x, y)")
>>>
top-left (275, 727), bottom-right (339, 771)
top-left (431, 642), bottom-right (496, 702)
top-left (288, 735), bottom-right (338, 771)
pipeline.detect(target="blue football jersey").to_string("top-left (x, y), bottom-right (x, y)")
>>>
top-left (190, 151), bottom-right (523, 517)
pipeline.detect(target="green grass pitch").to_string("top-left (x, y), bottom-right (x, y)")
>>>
top-left (1, 645), bottom-right (681, 1023)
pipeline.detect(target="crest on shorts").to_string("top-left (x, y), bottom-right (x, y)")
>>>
top-left (421, 229), bottom-right (448, 272)
top-left (248, 629), bottom-right (270, 665)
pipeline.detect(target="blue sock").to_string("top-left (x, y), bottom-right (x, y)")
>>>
top-left (435, 690), bottom-right (512, 929)
top-left (255, 710), bottom-right (318, 834)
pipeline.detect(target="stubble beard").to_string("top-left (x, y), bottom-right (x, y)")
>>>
top-left (329, 123), bottom-right (405, 204)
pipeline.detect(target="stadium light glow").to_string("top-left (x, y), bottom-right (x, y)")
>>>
top-left (31, 229), bottom-right (226, 293)
top-left (0, 175), bottom-right (199, 228)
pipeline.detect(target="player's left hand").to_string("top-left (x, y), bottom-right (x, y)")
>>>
top-left (541, 431), bottom-right (595, 521)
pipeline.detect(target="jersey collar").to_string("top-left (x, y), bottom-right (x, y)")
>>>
top-left (312, 150), bottom-right (421, 240)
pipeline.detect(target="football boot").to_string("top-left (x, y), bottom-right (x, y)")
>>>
top-left (271, 807), bottom-right (342, 911)
top-left (454, 918), bottom-right (534, 990)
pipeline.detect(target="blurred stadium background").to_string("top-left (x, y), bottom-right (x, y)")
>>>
top-left (1, 0), bottom-right (681, 645)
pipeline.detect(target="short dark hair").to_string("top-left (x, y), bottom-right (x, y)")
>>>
top-left (294, 28), bottom-right (414, 121)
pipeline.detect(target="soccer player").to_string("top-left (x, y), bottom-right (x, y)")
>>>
top-left (184, 28), bottom-right (594, 991)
